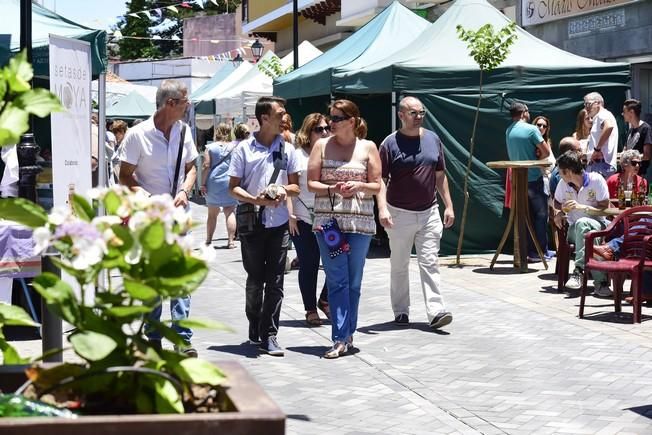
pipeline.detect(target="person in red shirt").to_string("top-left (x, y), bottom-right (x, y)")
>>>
top-left (606, 149), bottom-right (647, 199)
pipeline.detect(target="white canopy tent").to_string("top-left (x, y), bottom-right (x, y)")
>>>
top-left (214, 41), bottom-right (322, 118)
top-left (91, 74), bottom-right (158, 108)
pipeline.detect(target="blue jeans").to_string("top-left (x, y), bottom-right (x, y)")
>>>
top-left (316, 231), bottom-right (371, 343)
top-left (290, 220), bottom-right (328, 312)
top-left (146, 296), bottom-right (192, 343)
top-left (527, 178), bottom-right (549, 257)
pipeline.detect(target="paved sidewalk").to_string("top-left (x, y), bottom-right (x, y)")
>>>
top-left (11, 202), bottom-right (652, 434)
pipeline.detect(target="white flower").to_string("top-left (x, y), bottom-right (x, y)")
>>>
top-left (125, 242), bottom-right (142, 265)
top-left (48, 207), bottom-right (70, 226)
top-left (70, 238), bottom-right (107, 270)
top-left (116, 204), bottom-right (131, 219)
top-left (92, 215), bottom-right (123, 227)
top-left (172, 207), bottom-right (192, 230)
top-left (32, 227), bottom-right (51, 255)
top-left (87, 187), bottom-right (106, 200)
top-left (128, 211), bottom-right (150, 232)
top-left (196, 244), bottom-right (216, 262)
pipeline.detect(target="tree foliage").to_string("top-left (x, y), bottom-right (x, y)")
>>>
top-left (258, 54), bottom-right (293, 79)
top-left (454, 22), bottom-right (517, 264)
top-left (116, 0), bottom-right (242, 60)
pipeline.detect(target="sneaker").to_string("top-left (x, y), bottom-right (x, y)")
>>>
top-left (394, 313), bottom-right (409, 326)
top-left (259, 336), bottom-right (284, 356)
top-left (546, 250), bottom-right (557, 259)
top-left (565, 271), bottom-right (582, 290)
top-left (248, 322), bottom-right (261, 345)
top-left (175, 343), bottom-right (198, 358)
top-left (430, 311), bottom-right (453, 329)
top-left (593, 282), bottom-right (613, 298)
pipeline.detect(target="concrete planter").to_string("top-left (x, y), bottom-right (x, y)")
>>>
top-left (0, 361), bottom-right (285, 435)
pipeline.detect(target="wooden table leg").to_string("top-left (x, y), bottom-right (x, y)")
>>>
top-left (514, 170), bottom-right (528, 272)
top-left (490, 202), bottom-right (515, 270)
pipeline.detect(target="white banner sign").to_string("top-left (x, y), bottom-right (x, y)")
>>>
top-left (49, 35), bottom-right (92, 209)
top-left (521, 0), bottom-right (638, 26)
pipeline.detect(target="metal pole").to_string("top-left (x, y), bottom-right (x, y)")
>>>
top-left (391, 91), bottom-right (397, 132)
top-left (293, 0), bottom-right (299, 70)
top-left (41, 255), bottom-right (63, 362)
top-left (98, 73), bottom-right (107, 190)
top-left (20, 0), bottom-right (32, 63)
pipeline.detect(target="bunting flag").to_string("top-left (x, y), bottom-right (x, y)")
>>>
top-left (167, 5), bottom-right (179, 13)
top-left (143, 11), bottom-right (152, 20)
top-left (153, 8), bottom-right (162, 16)
top-left (180, 2), bottom-right (192, 8)
top-left (210, 0), bottom-right (218, 6)
top-left (196, 1), bottom-right (204, 9)
top-left (210, 40), bottom-right (220, 44)
top-left (128, 13), bottom-right (140, 18)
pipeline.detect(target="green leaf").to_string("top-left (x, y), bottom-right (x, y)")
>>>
top-left (177, 358), bottom-right (226, 386)
top-left (0, 341), bottom-right (29, 364)
top-left (140, 221), bottom-right (165, 250)
top-left (6, 50), bottom-right (33, 92)
top-left (146, 320), bottom-right (187, 347)
top-left (0, 303), bottom-right (39, 327)
top-left (0, 77), bottom-right (7, 101)
top-left (32, 273), bottom-right (80, 324)
top-left (110, 224), bottom-right (134, 251)
top-left (71, 194), bottom-right (95, 222)
top-left (123, 280), bottom-right (158, 301)
top-left (153, 378), bottom-right (184, 414)
top-left (69, 331), bottom-right (118, 361)
top-left (0, 104), bottom-right (29, 147)
top-left (107, 305), bottom-right (153, 318)
top-left (0, 197), bottom-right (48, 228)
top-left (174, 318), bottom-right (232, 332)
top-left (157, 256), bottom-right (208, 295)
top-left (135, 390), bottom-right (155, 414)
top-left (104, 190), bottom-right (122, 215)
top-left (14, 88), bottom-right (63, 117)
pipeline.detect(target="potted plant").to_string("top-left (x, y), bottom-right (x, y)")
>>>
top-left (0, 55), bottom-right (284, 434)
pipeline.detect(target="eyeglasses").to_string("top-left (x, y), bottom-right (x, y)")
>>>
top-left (405, 110), bottom-right (426, 118)
top-left (584, 101), bottom-right (596, 108)
top-left (536, 123), bottom-right (548, 128)
top-left (312, 126), bottom-right (331, 134)
top-left (630, 160), bottom-right (641, 166)
top-left (330, 115), bottom-right (351, 123)
top-left (171, 97), bottom-right (189, 105)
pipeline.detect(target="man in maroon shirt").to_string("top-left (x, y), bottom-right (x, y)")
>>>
top-left (377, 96), bottom-right (455, 330)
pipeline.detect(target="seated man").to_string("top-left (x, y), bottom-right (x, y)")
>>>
top-left (553, 150), bottom-right (612, 296)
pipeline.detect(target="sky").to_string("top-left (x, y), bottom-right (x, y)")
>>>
top-left (38, 0), bottom-right (128, 31)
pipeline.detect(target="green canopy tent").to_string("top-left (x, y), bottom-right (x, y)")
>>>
top-left (273, 1), bottom-right (429, 143)
top-left (329, 0), bottom-right (629, 254)
top-left (0, 0), bottom-right (107, 78)
top-left (106, 91), bottom-right (155, 121)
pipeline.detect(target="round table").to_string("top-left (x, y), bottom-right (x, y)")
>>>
top-left (487, 159), bottom-right (553, 273)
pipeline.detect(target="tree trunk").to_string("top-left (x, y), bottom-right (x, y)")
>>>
top-left (455, 70), bottom-right (484, 264)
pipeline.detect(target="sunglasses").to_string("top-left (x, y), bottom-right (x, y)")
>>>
top-left (330, 115), bottom-right (351, 123)
top-left (630, 161), bottom-right (641, 166)
top-left (536, 123), bottom-right (548, 128)
top-left (406, 110), bottom-right (426, 117)
top-left (313, 126), bottom-right (331, 134)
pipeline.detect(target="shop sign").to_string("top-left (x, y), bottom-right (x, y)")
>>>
top-left (522, 0), bottom-right (638, 26)
top-left (568, 8), bottom-right (626, 37)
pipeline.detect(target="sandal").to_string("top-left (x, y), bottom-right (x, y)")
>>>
top-left (227, 241), bottom-right (236, 249)
top-left (324, 341), bottom-right (348, 359)
top-left (305, 311), bottom-right (322, 327)
top-left (317, 299), bottom-right (330, 320)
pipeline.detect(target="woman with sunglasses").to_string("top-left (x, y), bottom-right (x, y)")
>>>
top-left (605, 149), bottom-right (648, 200)
top-left (288, 114), bottom-right (332, 326)
top-left (307, 100), bottom-right (381, 359)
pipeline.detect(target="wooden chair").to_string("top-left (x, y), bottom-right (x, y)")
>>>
top-left (555, 223), bottom-right (575, 291)
top-left (581, 206), bottom-right (652, 323)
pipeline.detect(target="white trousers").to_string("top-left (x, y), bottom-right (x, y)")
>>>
top-left (385, 204), bottom-right (444, 322)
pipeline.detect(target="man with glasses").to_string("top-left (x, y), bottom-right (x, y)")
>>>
top-left (506, 102), bottom-right (552, 262)
top-left (377, 96), bottom-right (455, 330)
top-left (583, 92), bottom-right (618, 179)
top-left (119, 79), bottom-right (199, 357)
top-left (623, 99), bottom-right (652, 184)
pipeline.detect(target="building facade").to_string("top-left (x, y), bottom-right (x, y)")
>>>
top-left (519, 0), bottom-right (652, 120)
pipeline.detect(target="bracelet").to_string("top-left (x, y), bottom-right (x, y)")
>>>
top-left (181, 189), bottom-right (188, 197)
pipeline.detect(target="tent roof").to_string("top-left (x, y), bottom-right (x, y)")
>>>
top-left (215, 41), bottom-right (322, 115)
top-left (190, 61), bottom-right (250, 102)
top-left (0, 0), bottom-right (107, 77)
top-left (106, 91), bottom-right (155, 120)
top-left (274, 1), bottom-right (429, 99)
top-left (333, 0), bottom-right (629, 94)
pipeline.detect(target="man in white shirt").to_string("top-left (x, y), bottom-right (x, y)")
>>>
top-left (553, 150), bottom-right (611, 296)
top-left (228, 96), bottom-right (299, 357)
top-left (584, 92), bottom-right (618, 179)
top-left (118, 79), bottom-right (199, 356)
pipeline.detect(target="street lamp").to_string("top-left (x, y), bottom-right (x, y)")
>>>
top-left (251, 39), bottom-right (264, 62)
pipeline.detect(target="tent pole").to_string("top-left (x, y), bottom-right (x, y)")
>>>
top-left (98, 72), bottom-right (107, 191)
top-left (391, 91), bottom-right (397, 132)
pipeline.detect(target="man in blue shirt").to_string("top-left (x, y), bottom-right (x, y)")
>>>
top-left (505, 102), bottom-right (552, 262)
